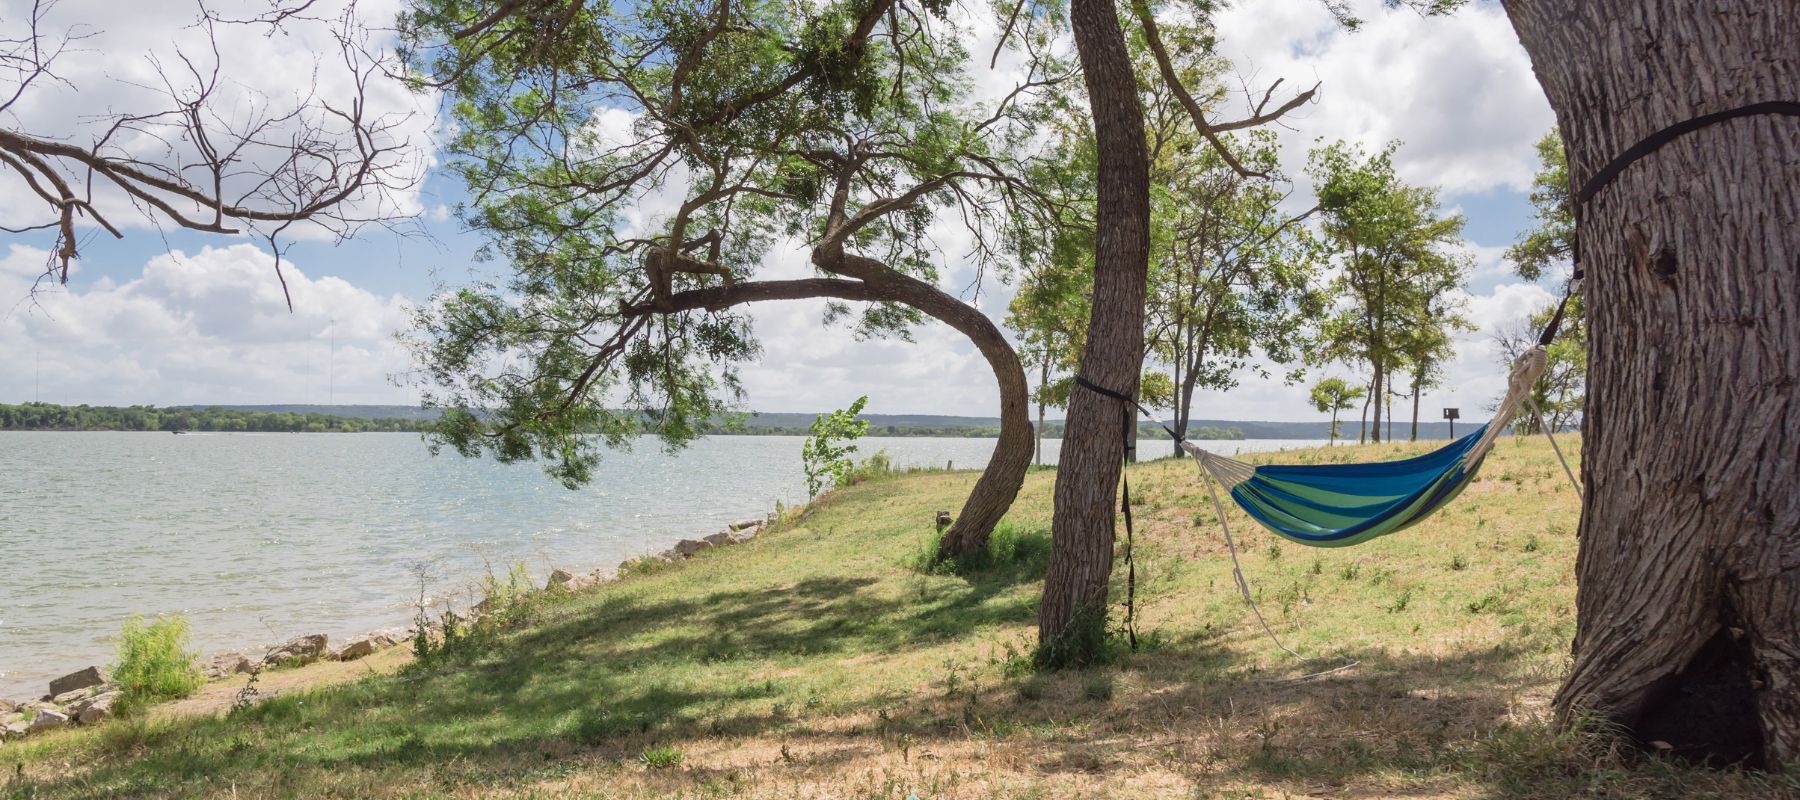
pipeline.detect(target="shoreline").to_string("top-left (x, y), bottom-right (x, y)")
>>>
top-left (0, 509), bottom-right (779, 710)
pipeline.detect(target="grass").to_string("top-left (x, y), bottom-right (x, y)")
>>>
top-left (3, 436), bottom-right (1793, 798)
top-left (111, 615), bottom-right (205, 717)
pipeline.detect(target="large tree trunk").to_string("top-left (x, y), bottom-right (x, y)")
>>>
top-left (1038, 0), bottom-right (1151, 665)
top-left (1505, 0), bottom-right (1799, 769)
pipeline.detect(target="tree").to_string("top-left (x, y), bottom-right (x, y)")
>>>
top-left (1503, 128), bottom-right (1586, 428)
top-left (1502, 0), bottom-right (1798, 766)
top-left (1144, 127), bottom-right (1323, 456)
top-left (1309, 140), bottom-right (1469, 445)
top-left (801, 396), bottom-right (870, 497)
top-left (1308, 377), bottom-right (1364, 446)
top-left (400, 0), bottom-right (1070, 561)
top-left (0, 1), bottom-right (421, 306)
top-left (1493, 298), bottom-right (1586, 434)
top-left (1035, 0), bottom-right (1315, 663)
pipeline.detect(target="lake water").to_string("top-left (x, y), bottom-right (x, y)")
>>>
top-left (0, 432), bottom-right (1326, 698)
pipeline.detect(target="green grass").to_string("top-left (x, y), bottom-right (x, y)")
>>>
top-left (110, 615), bottom-right (204, 717)
top-left (3, 437), bottom-right (1792, 798)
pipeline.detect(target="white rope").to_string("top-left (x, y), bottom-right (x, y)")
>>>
top-left (1524, 396), bottom-right (1583, 495)
top-left (1197, 463), bottom-right (1305, 661)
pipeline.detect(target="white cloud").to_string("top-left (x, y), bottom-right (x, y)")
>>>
top-left (0, 244), bottom-right (416, 406)
top-left (1211, 0), bottom-right (1553, 195)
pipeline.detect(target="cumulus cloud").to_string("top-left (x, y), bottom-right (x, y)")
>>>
top-left (0, 243), bottom-right (416, 406)
top-left (1210, 0), bottom-right (1553, 195)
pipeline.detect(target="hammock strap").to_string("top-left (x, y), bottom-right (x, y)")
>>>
top-left (1524, 396), bottom-right (1583, 495)
top-left (1072, 375), bottom-right (1151, 650)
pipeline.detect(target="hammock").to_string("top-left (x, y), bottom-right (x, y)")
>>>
top-left (1181, 344), bottom-right (1559, 548)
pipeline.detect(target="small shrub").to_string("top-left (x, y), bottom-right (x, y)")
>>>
top-left (112, 614), bottom-right (204, 716)
top-left (1387, 589), bottom-right (1413, 613)
top-left (1339, 563), bottom-right (1362, 581)
top-left (801, 396), bottom-right (869, 496)
top-left (910, 521), bottom-right (1049, 576)
top-left (1450, 555), bottom-right (1469, 571)
top-left (1523, 535), bottom-right (1542, 553)
top-left (1265, 544), bottom-right (1282, 560)
top-left (640, 746), bottom-right (684, 769)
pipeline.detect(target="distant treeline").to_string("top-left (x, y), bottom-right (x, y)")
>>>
top-left (0, 403), bottom-right (423, 433)
top-left (2, 403), bottom-right (1253, 440)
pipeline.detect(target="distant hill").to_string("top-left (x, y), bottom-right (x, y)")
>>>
top-left (186, 406), bottom-right (1472, 440)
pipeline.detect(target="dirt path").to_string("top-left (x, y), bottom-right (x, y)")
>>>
top-left (153, 646), bottom-right (414, 720)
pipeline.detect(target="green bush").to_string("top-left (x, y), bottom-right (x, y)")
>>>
top-left (112, 614), bottom-right (204, 716)
top-left (909, 521), bottom-right (1051, 576)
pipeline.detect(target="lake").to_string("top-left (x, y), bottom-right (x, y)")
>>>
top-left (0, 432), bottom-right (1327, 697)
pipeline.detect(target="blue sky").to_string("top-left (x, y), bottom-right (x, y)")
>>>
top-left (1, 0), bottom-right (1563, 422)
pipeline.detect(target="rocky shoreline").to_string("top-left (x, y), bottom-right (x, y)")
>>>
top-left (0, 513), bottom-right (773, 745)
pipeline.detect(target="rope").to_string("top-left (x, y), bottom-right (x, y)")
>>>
top-left (1198, 459), bottom-right (1304, 661)
top-left (1524, 396), bottom-right (1583, 495)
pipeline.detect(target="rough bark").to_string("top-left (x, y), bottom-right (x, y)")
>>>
top-left (1036, 360), bottom-right (1048, 466)
top-left (1038, 0), bottom-right (1151, 663)
top-left (1504, 0), bottom-right (1799, 769)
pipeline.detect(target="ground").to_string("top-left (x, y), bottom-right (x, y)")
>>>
top-left (2, 437), bottom-right (1792, 798)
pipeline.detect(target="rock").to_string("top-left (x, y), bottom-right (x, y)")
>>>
top-left (51, 686), bottom-right (96, 706)
top-left (264, 634), bottom-right (329, 666)
top-left (28, 707), bottom-right (69, 733)
top-left (75, 692), bottom-right (119, 725)
top-left (334, 637), bottom-right (379, 661)
top-left (2, 719), bottom-right (27, 738)
top-left (48, 666), bottom-right (106, 698)
top-left (0, 698), bottom-right (16, 715)
top-left (728, 525), bottom-right (761, 544)
top-left (546, 567), bottom-right (576, 589)
top-left (672, 538), bottom-right (713, 557)
top-left (205, 653), bottom-right (253, 680)
top-left (729, 518), bottom-right (763, 531)
top-left (703, 530), bottom-right (734, 547)
top-left (936, 510), bottom-right (953, 529)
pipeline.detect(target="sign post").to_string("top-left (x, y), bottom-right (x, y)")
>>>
top-left (1442, 407), bottom-right (1460, 439)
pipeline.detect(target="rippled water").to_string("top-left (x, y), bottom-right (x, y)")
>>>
top-left (0, 431), bottom-right (1322, 698)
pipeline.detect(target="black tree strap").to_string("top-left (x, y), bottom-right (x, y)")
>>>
top-left (1074, 375), bottom-right (1184, 651)
top-left (1543, 100), bottom-right (1797, 347)
top-left (1576, 100), bottom-right (1800, 204)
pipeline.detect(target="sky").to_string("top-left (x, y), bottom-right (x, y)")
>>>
top-left (0, 0), bottom-right (1563, 423)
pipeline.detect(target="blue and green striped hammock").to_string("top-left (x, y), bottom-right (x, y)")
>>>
top-left (1181, 345), bottom-right (1572, 549)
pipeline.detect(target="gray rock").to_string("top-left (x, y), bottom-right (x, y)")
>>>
top-left (727, 529), bottom-right (759, 545)
top-left (672, 538), bottom-right (712, 557)
top-left (0, 698), bottom-right (16, 715)
top-left (205, 652), bottom-right (252, 680)
top-left (264, 634), bottom-right (329, 666)
top-left (48, 666), bottom-right (106, 698)
top-left (75, 692), bottom-right (119, 725)
top-left (546, 567), bottom-right (576, 589)
top-left (729, 518), bottom-right (764, 531)
top-left (2, 719), bottom-right (27, 738)
top-left (703, 530), bottom-right (734, 547)
top-left (28, 707), bottom-right (69, 733)
top-left (51, 686), bottom-right (96, 706)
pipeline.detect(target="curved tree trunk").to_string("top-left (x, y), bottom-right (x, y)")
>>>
top-left (649, 270), bottom-right (1033, 561)
top-left (1505, 0), bottom-right (1799, 769)
top-left (823, 255), bottom-right (1034, 561)
top-left (1038, 0), bottom-right (1151, 665)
